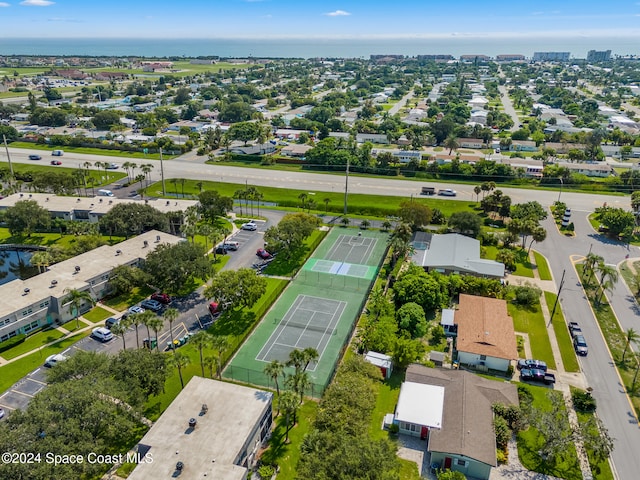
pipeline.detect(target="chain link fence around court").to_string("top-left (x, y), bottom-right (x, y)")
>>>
top-left (224, 364), bottom-right (329, 398)
top-left (295, 268), bottom-right (373, 294)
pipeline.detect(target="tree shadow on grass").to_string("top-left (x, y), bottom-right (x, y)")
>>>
top-left (265, 245), bottom-right (309, 277)
top-left (209, 310), bottom-right (257, 337)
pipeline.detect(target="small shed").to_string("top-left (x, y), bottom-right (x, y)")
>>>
top-left (365, 351), bottom-right (393, 379)
top-left (441, 309), bottom-right (457, 336)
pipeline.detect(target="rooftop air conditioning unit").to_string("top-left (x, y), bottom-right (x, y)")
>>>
top-left (156, 235), bottom-right (161, 242)
top-left (74, 266), bottom-right (81, 273)
top-left (115, 249), bottom-right (122, 256)
top-left (109, 200), bottom-right (113, 204)
top-left (176, 462), bottom-right (184, 471)
top-left (23, 288), bottom-right (30, 294)
top-left (51, 279), bottom-right (58, 286)
top-left (166, 201), bottom-right (170, 206)
top-left (188, 418), bottom-right (197, 428)
top-left (143, 240), bottom-right (149, 247)
top-left (19, 193), bottom-right (24, 197)
top-left (77, 198), bottom-right (81, 202)
top-left (46, 197), bottom-right (49, 202)
top-left (99, 198), bottom-right (103, 203)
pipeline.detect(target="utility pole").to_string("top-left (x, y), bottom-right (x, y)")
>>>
top-left (343, 157), bottom-right (349, 215)
top-left (2, 134), bottom-right (14, 176)
top-left (159, 147), bottom-right (166, 196)
top-left (549, 269), bottom-right (566, 325)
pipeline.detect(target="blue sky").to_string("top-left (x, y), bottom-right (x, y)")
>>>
top-left (0, 0), bottom-right (639, 38)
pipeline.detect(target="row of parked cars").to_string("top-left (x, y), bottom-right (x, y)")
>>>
top-left (569, 321), bottom-right (588, 356)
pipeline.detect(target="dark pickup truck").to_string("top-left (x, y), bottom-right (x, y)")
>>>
top-left (520, 368), bottom-right (556, 385)
top-left (421, 186), bottom-right (436, 195)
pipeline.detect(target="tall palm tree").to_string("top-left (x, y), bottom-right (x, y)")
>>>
top-left (62, 288), bottom-right (95, 330)
top-left (122, 161), bottom-right (133, 182)
top-left (234, 189), bottom-right (246, 216)
top-left (301, 347), bottom-right (319, 372)
top-left (145, 315), bottom-right (164, 352)
top-left (596, 263), bottom-right (619, 304)
top-left (141, 163), bottom-right (154, 186)
top-left (167, 351), bottom-right (191, 389)
top-left (163, 307), bottom-right (179, 352)
top-left (203, 355), bottom-right (216, 378)
top-left (474, 185), bottom-right (482, 203)
top-left (583, 253), bottom-right (603, 286)
top-left (287, 349), bottom-right (306, 375)
top-left (622, 328), bottom-right (640, 363)
top-left (211, 335), bottom-right (230, 379)
top-left (138, 310), bottom-right (157, 348)
top-left (128, 312), bottom-right (143, 349)
top-left (110, 320), bottom-right (129, 350)
top-left (263, 359), bottom-right (285, 398)
top-left (279, 390), bottom-right (299, 443)
top-left (190, 330), bottom-right (213, 377)
top-left (286, 371), bottom-right (311, 404)
top-left (254, 190), bottom-right (264, 217)
top-left (381, 220), bottom-right (392, 232)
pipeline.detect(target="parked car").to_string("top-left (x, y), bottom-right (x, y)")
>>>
top-left (256, 248), bottom-right (272, 259)
top-left (568, 321), bottom-right (583, 338)
top-left (50, 160), bottom-right (62, 166)
top-left (241, 221), bottom-right (258, 231)
top-left (128, 305), bottom-right (145, 315)
top-left (573, 335), bottom-right (588, 356)
top-left (223, 241), bottom-right (239, 251)
top-left (520, 368), bottom-right (556, 385)
top-left (140, 299), bottom-right (163, 312)
top-left (44, 353), bottom-right (68, 367)
top-left (92, 327), bottom-right (114, 342)
top-left (438, 189), bottom-right (457, 197)
top-left (151, 292), bottom-right (171, 304)
top-left (105, 317), bottom-right (120, 329)
top-left (28, 154), bottom-right (42, 160)
top-left (215, 244), bottom-right (229, 255)
top-left (517, 359), bottom-right (548, 372)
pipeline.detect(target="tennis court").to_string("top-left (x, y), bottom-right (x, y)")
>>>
top-left (256, 295), bottom-right (347, 371)
top-left (224, 228), bottom-right (389, 397)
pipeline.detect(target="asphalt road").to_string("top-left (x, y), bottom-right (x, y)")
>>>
top-left (2, 147), bottom-right (631, 213)
top-left (536, 211), bottom-right (640, 480)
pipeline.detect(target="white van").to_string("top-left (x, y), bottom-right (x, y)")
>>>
top-left (97, 189), bottom-right (114, 197)
top-left (92, 327), bottom-right (113, 342)
top-left (223, 241), bottom-right (240, 251)
top-left (51, 150), bottom-right (64, 156)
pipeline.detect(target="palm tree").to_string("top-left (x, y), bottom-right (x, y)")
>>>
top-left (247, 186), bottom-right (259, 216)
top-left (632, 352), bottom-right (640, 393)
top-left (301, 347), bottom-right (319, 372)
top-left (527, 227), bottom-right (547, 254)
top-left (211, 335), bottom-right (230, 379)
top-left (279, 390), bottom-right (299, 443)
top-left (286, 370), bottom-right (311, 404)
top-left (163, 307), bottom-right (179, 352)
top-left (138, 310), bottom-right (157, 348)
top-left (298, 193), bottom-right (308, 210)
top-left (141, 163), bottom-right (153, 186)
top-left (128, 312), bottom-right (143, 349)
top-left (583, 253), bottom-right (603, 287)
top-left (444, 134), bottom-right (459, 155)
top-left (323, 197), bottom-right (331, 213)
top-left (474, 185), bottom-right (482, 203)
top-left (340, 217), bottom-right (350, 227)
top-left (167, 351), bottom-right (191, 389)
top-left (190, 330), bottom-right (213, 377)
top-left (203, 355), bottom-right (216, 378)
top-left (145, 315), bottom-right (164, 352)
top-left (110, 320), bottom-right (128, 350)
top-left (234, 189), bottom-right (246, 216)
top-left (254, 191), bottom-right (264, 217)
top-left (360, 219), bottom-right (371, 230)
top-left (62, 288), bottom-right (95, 330)
top-left (381, 220), bottom-right (392, 232)
top-left (286, 349), bottom-right (306, 375)
top-left (264, 359), bottom-right (285, 400)
top-left (596, 263), bottom-right (619, 304)
top-left (122, 161), bottom-right (133, 182)
top-left (622, 328), bottom-right (640, 363)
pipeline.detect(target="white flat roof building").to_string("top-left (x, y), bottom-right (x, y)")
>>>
top-left (395, 381), bottom-right (444, 429)
top-left (129, 377), bottom-right (273, 480)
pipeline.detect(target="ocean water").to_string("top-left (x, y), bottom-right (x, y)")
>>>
top-left (0, 36), bottom-right (638, 59)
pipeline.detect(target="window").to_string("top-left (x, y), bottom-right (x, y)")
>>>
top-left (23, 320), bottom-right (39, 334)
top-left (480, 355), bottom-right (487, 361)
top-left (39, 301), bottom-right (49, 308)
top-left (456, 459), bottom-right (467, 467)
top-left (21, 308), bottom-right (33, 317)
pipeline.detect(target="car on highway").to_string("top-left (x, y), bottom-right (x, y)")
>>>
top-left (520, 368), bottom-right (556, 385)
top-left (50, 160), bottom-right (62, 165)
top-left (128, 305), bottom-right (146, 315)
top-left (438, 189), bottom-right (457, 197)
top-left (568, 321), bottom-right (583, 338)
top-left (517, 359), bottom-right (548, 372)
top-left (241, 221), bottom-right (258, 231)
top-left (44, 353), bottom-right (68, 367)
top-left (91, 327), bottom-right (114, 342)
top-left (140, 299), bottom-right (163, 312)
top-left (256, 248), bottom-right (272, 259)
top-left (574, 335), bottom-right (588, 356)
top-left (106, 162), bottom-right (119, 169)
top-left (151, 292), bottom-right (171, 304)
top-left (28, 154), bottom-right (42, 160)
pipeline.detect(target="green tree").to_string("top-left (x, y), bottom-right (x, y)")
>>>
top-left (398, 201), bottom-right (432, 229)
top-left (392, 336), bottom-right (425, 368)
top-left (448, 211), bottom-right (482, 237)
top-left (263, 212), bottom-right (320, 258)
top-left (204, 268), bottom-right (266, 310)
top-left (99, 203), bottom-right (169, 238)
top-left (595, 206), bottom-right (635, 237)
top-left (166, 351), bottom-right (191, 389)
top-left (264, 359), bottom-right (285, 399)
top-left (279, 390), bottom-right (299, 443)
top-left (596, 262), bottom-right (619, 304)
top-left (198, 190), bottom-right (234, 221)
top-left (145, 315), bottom-right (164, 352)
top-left (92, 110), bottom-right (121, 130)
top-left (62, 288), bottom-right (95, 330)
top-left (189, 330), bottom-right (214, 377)
top-left (228, 121), bottom-right (259, 145)
top-left (395, 302), bottom-right (428, 338)
top-left (108, 264), bottom-right (149, 296)
top-left (211, 335), bottom-right (230, 379)
top-left (4, 200), bottom-right (51, 237)
top-left (142, 242), bottom-right (213, 294)
top-left (163, 307), bottom-right (179, 352)
top-left (622, 328), bottom-right (640, 364)
top-left (110, 320), bottom-right (129, 351)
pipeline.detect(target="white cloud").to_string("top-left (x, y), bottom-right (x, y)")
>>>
top-left (20, 0), bottom-right (54, 5)
top-left (324, 10), bottom-right (350, 16)
top-left (0, 2), bottom-right (10, 6)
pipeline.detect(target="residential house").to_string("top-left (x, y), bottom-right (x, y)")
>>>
top-left (560, 162), bottom-right (614, 177)
top-left (356, 133), bottom-right (389, 144)
top-left (511, 140), bottom-right (538, 152)
top-left (454, 294), bottom-right (518, 372)
top-left (230, 143), bottom-right (276, 155)
top-left (457, 138), bottom-right (484, 149)
top-left (128, 377), bottom-right (273, 480)
top-left (395, 364), bottom-right (519, 480)
top-left (410, 232), bottom-right (505, 278)
top-left (281, 144), bottom-right (312, 158)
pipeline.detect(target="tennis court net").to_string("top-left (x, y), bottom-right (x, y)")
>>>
top-left (296, 268), bottom-right (371, 293)
top-left (278, 318), bottom-right (337, 335)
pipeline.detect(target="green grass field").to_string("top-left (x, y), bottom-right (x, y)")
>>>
top-left (82, 306), bottom-right (113, 323)
top-left (1, 327), bottom-right (66, 360)
top-left (484, 245), bottom-right (535, 277)
top-left (9, 141), bottom-right (177, 161)
top-left (544, 291), bottom-right (580, 373)
top-left (508, 300), bottom-right (556, 369)
top-left (533, 250), bottom-right (553, 281)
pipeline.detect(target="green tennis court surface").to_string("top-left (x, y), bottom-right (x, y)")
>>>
top-left (224, 228), bottom-right (388, 397)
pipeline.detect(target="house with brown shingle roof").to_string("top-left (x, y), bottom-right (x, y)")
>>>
top-left (399, 364), bottom-right (519, 480)
top-left (454, 294), bottom-right (518, 372)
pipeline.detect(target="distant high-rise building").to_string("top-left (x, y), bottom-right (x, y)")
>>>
top-left (460, 55), bottom-right (491, 63)
top-left (587, 50), bottom-right (612, 62)
top-left (495, 54), bottom-right (525, 62)
top-left (417, 54), bottom-right (455, 61)
top-left (533, 52), bottom-right (571, 62)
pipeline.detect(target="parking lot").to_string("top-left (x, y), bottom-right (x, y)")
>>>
top-left (219, 219), bottom-right (270, 271)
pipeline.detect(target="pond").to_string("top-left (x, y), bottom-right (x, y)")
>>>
top-left (0, 250), bottom-right (39, 286)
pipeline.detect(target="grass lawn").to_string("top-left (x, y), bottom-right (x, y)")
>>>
top-left (516, 384), bottom-right (582, 480)
top-left (9, 141), bottom-right (177, 161)
top-left (576, 264), bottom-right (640, 416)
top-left (484, 245), bottom-right (535, 278)
top-left (544, 292), bottom-right (580, 373)
top-left (4, 156), bottom-right (128, 184)
top-left (1, 327), bottom-right (66, 360)
top-left (619, 260), bottom-right (640, 301)
top-left (265, 229), bottom-right (327, 277)
top-left (260, 400), bottom-right (319, 480)
top-left (0, 227), bottom-right (123, 249)
top-left (574, 408), bottom-right (615, 480)
top-left (533, 250), bottom-right (553, 281)
top-left (398, 459), bottom-right (421, 480)
top-left (143, 179), bottom-right (478, 218)
top-left (101, 286), bottom-right (155, 312)
top-left (508, 300), bottom-right (556, 369)
top-left (63, 319), bottom-right (88, 332)
top-left (369, 371), bottom-right (404, 441)
top-left (82, 306), bottom-right (113, 323)
top-left (0, 330), bottom-right (91, 393)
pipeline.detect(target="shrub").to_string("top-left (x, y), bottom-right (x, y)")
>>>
top-left (479, 230), bottom-right (499, 246)
top-left (512, 284), bottom-right (542, 306)
top-left (431, 208), bottom-right (446, 225)
top-left (496, 448), bottom-right (508, 464)
top-left (572, 390), bottom-right (597, 412)
top-left (0, 333), bottom-right (26, 353)
top-left (388, 423), bottom-right (399, 434)
top-left (257, 464), bottom-right (275, 479)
